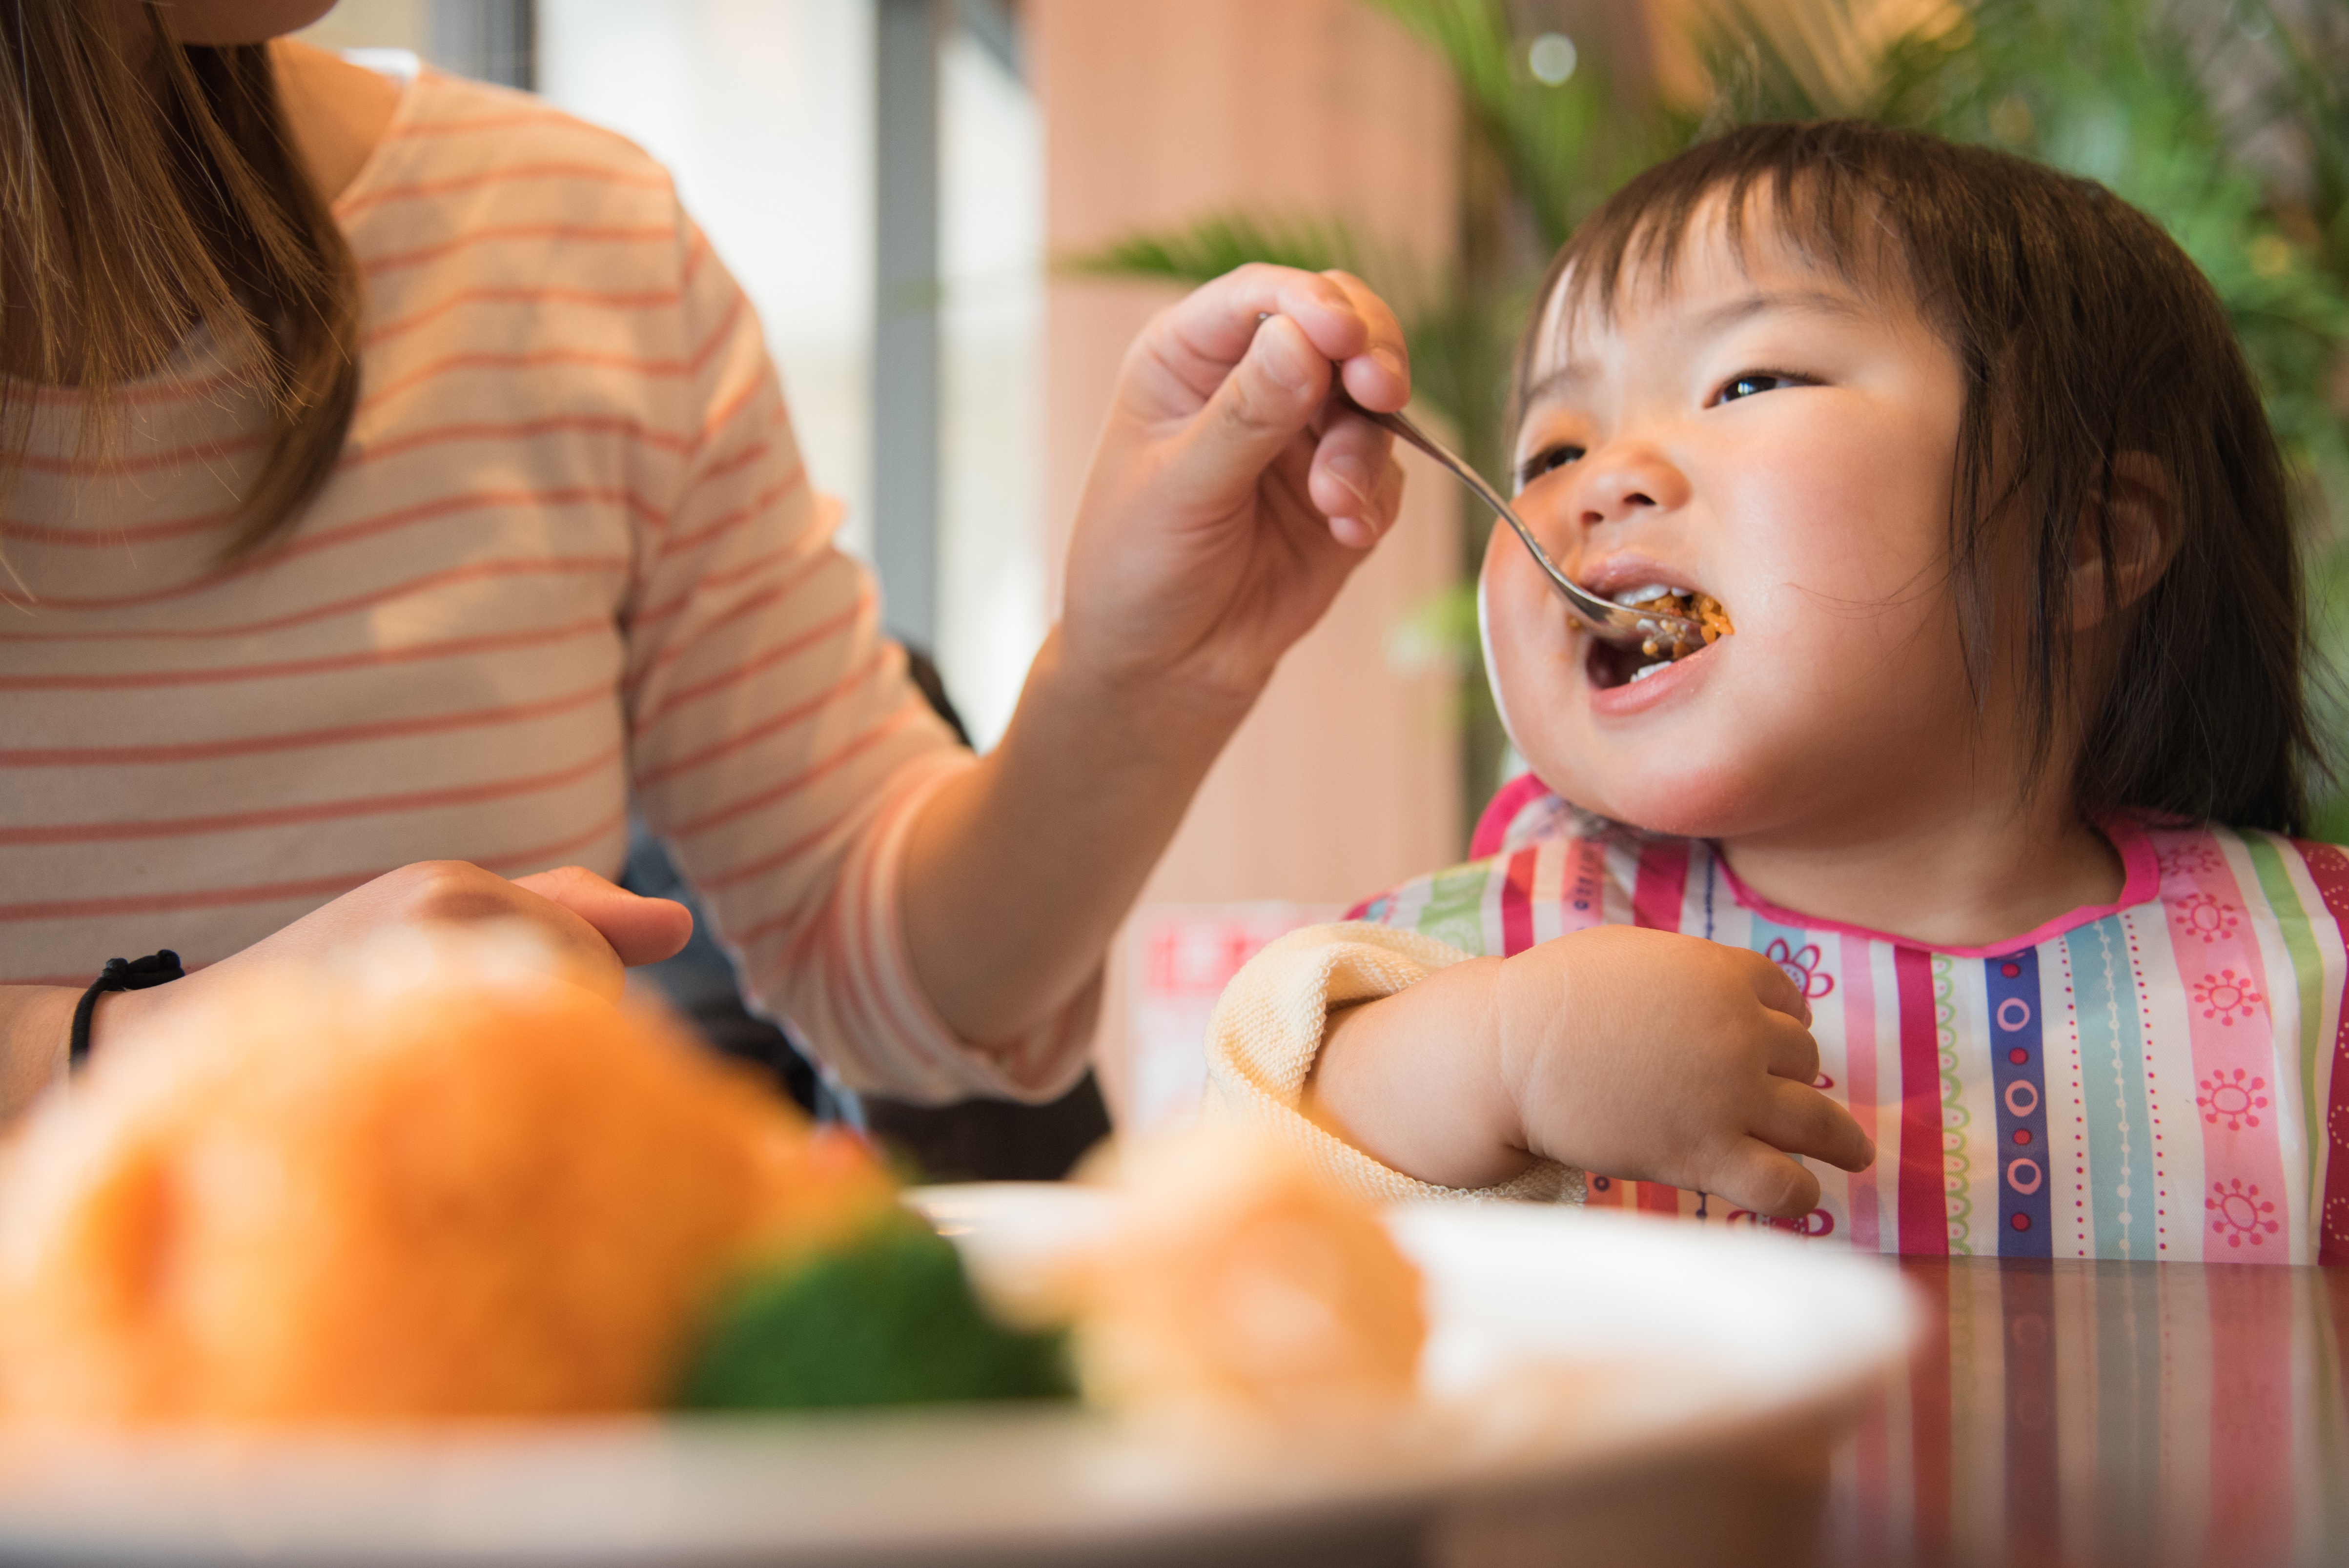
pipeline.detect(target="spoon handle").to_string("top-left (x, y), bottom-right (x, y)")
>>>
top-left (1340, 395), bottom-right (1700, 649)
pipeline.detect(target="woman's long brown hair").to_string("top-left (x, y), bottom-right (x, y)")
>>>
top-left (0, 1), bottom-right (361, 567)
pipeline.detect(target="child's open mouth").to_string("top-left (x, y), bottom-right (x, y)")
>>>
top-left (1585, 586), bottom-right (1734, 691)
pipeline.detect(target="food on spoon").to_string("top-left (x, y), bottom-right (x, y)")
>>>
top-left (1630, 589), bottom-right (1733, 661)
top-left (0, 929), bottom-right (894, 1424)
top-left (679, 1214), bottom-right (1073, 1411)
top-left (1070, 1133), bottom-right (1426, 1419)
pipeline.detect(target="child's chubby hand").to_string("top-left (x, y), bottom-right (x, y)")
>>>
top-left (1305, 926), bottom-right (1876, 1219)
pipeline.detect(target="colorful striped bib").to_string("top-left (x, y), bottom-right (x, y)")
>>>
top-left (1348, 779), bottom-right (2349, 1263)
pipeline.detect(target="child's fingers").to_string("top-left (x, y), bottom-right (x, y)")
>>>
top-left (1757, 1009), bottom-right (1822, 1085)
top-left (1739, 948), bottom-right (1813, 1025)
top-left (1752, 1079), bottom-right (1878, 1175)
top-left (1701, 1135), bottom-right (1824, 1220)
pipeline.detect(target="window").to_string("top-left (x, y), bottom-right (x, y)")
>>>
top-left (310, 1), bottom-right (1047, 750)
top-left (537, 1), bottom-right (878, 566)
top-left (539, 0), bottom-right (1042, 747)
top-left (936, 12), bottom-right (1045, 749)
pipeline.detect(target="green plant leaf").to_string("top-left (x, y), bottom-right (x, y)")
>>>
top-left (1063, 211), bottom-right (1378, 289)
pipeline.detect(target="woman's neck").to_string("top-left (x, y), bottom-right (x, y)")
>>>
top-left (111, 15), bottom-right (399, 207)
top-left (1714, 783), bottom-right (2126, 952)
top-left (268, 40), bottom-right (403, 204)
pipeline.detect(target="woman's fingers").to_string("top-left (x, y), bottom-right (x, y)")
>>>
top-left (228, 861), bottom-right (627, 1001)
top-left (129, 864), bottom-right (688, 1041)
top-left (1318, 269), bottom-right (1409, 411)
top-left (1298, 269), bottom-right (1409, 538)
top-left (1751, 1077), bottom-right (1878, 1174)
top-left (1149, 264), bottom-right (1368, 400)
top-left (1128, 262), bottom-right (1413, 542)
top-left (512, 865), bottom-right (694, 967)
top-left (381, 862), bottom-right (632, 999)
top-left (1142, 263), bottom-right (1407, 411)
top-left (1345, 448), bottom-right (1408, 547)
top-left (1166, 312), bottom-right (1335, 500)
top-left (1308, 413), bottom-right (1403, 545)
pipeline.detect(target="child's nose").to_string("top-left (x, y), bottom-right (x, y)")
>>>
top-left (1574, 444), bottom-right (1690, 530)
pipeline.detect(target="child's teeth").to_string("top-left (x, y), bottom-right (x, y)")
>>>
top-left (1629, 660), bottom-right (1670, 683)
top-left (1611, 584), bottom-right (1675, 605)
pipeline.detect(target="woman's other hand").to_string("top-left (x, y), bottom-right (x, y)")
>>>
top-left (0, 864), bottom-right (690, 1120)
top-left (1060, 264), bottom-right (1411, 718)
top-left (214, 862), bottom-right (693, 1005)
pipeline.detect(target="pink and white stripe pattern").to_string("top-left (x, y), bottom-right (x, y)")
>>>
top-left (0, 70), bottom-right (1080, 1104)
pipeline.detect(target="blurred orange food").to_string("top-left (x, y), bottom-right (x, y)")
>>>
top-left (0, 932), bottom-right (894, 1424)
top-left (1076, 1134), bottom-right (1426, 1419)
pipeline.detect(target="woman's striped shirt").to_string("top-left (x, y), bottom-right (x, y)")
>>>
top-left (0, 69), bottom-right (1085, 1103)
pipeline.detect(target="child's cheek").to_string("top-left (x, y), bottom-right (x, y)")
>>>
top-left (1476, 542), bottom-right (1570, 761)
top-left (1482, 632), bottom-right (1608, 815)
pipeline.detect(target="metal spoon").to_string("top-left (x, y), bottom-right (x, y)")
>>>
top-left (1339, 393), bottom-right (1703, 649)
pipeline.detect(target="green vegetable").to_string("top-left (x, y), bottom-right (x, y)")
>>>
top-left (676, 1216), bottom-right (1075, 1411)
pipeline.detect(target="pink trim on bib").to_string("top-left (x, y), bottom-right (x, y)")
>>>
top-left (1715, 815), bottom-right (2163, 959)
top-left (1470, 773), bottom-right (1557, 860)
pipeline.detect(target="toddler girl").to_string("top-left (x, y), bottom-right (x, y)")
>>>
top-left (1207, 120), bottom-right (2349, 1263)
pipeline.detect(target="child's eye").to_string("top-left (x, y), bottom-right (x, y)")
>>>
top-left (1515, 443), bottom-right (1585, 491)
top-left (1713, 370), bottom-right (1809, 405)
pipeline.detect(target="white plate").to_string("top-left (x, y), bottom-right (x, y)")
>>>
top-left (0, 1184), bottom-right (1917, 1566)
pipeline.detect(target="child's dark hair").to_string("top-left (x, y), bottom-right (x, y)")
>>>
top-left (1515, 120), bottom-right (2320, 835)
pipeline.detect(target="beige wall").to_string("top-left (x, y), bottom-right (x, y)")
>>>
top-left (1033, 0), bottom-right (1466, 1120)
top-left (300, 0), bottom-right (430, 53)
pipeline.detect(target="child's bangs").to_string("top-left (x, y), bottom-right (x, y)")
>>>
top-left (1520, 127), bottom-right (1921, 401)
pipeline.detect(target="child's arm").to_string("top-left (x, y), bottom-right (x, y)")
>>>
top-left (1206, 924), bottom-right (1873, 1216)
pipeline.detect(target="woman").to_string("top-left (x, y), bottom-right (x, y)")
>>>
top-left (0, 1), bottom-right (1411, 1114)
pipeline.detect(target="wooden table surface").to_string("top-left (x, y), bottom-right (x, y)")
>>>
top-left (1422, 1257), bottom-right (2349, 1568)
top-left (1815, 1258), bottom-right (2349, 1568)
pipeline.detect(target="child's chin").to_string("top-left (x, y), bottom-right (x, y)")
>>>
top-left (1558, 761), bottom-right (1753, 840)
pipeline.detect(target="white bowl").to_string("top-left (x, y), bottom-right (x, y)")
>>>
top-left (0, 1183), bottom-right (1917, 1566)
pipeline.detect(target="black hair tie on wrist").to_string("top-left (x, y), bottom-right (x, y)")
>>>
top-left (69, 951), bottom-right (184, 1070)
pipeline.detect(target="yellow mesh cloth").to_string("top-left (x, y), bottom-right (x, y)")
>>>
top-left (1201, 922), bottom-right (1584, 1206)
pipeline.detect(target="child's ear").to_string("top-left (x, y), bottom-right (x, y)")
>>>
top-left (2070, 450), bottom-right (2179, 631)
